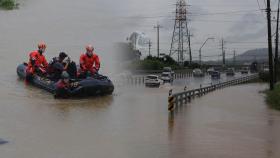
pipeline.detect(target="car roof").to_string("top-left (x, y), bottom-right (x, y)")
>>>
top-left (146, 75), bottom-right (158, 77)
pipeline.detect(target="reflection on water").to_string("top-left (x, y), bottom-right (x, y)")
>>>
top-left (2, 78), bottom-right (280, 158)
top-left (52, 95), bottom-right (114, 117)
top-left (167, 84), bottom-right (280, 158)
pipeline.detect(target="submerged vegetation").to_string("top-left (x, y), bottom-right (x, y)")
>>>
top-left (0, 0), bottom-right (18, 10)
top-left (266, 84), bottom-right (280, 110)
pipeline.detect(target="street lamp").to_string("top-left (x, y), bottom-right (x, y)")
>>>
top-left (199, 37), bottom-right (215, 66)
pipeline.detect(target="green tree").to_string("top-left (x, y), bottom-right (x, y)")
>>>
top-left (0, 0), bottom-right (17, 10)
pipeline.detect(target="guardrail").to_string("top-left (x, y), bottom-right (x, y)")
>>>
top-left (112, 72), bottom-right (194, 87)
top-left (168, 74), bottom-right (259, 112)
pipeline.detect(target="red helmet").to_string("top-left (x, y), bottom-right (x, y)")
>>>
top-left (38, 42), bottom-right (47, 49)
top-left (86, 45), bottom-right (94, 52)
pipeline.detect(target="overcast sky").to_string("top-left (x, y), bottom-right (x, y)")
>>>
top-left (108, 0), bottom-right (279, 60)
top-left (1, 0), bottom-right (278, 66)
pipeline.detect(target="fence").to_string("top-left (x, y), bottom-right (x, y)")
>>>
top-left (168, 74), bottom-right (259, 112)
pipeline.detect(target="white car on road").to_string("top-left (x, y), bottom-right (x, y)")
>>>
top-left (193, 68), bottom-right (204, 77)
top-left (145, 75), bottom-right (162, 87)
top-left (161, 72), bottom-right (173, 83)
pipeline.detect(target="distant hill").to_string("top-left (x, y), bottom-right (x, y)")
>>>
top-left (235, 48), bottom-right (271, 62)
top-left (204, 48), bottom-right (273, 65)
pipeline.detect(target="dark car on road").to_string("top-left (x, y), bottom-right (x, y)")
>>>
top-left (211, 71), bottom-right (221, 79)
top-left (226, 68), bottom-right (235, 76)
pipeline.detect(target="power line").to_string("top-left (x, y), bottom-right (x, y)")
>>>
top-left (189, 9), bottom-right (260, 16)
top-left (226, 41), bottom-right (267, 43)
top-left (118, 9), bottom-right (262, 19)
top-left (257, 0), bottom-right (263, 10)
top-left (264, 0), bottom-right (267, 8)
top-left (190, 19), bottom-right (265, 23)
top-left (257, 0), bottom-right (268, 19)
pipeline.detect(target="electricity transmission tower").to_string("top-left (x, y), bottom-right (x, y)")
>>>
top-left (169, 0), bottom-right (190, 65)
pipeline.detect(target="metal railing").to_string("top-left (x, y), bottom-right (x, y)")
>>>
top-left (112, 72), bottom-right (194, 87)
top-left (168, 74), bottom-right (259, 112)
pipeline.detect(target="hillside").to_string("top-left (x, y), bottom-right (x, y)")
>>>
top-left (235, 48), bottom-right (271, 62)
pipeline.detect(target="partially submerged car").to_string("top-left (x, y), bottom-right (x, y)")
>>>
top-left (226, 68), bottom-right (235, 76)
top-left (193, 68), bottom-right (204, 77)
top-left (241, 67), bottom-right (249, 74)
top-left (207, 67), bottom-right (215, 75)
top-left (145, 75), bottom-right (161, 87)
top-left (161, 72), bottom-right (173, 83)
top-left (211, 71), bottom-right (221, 79)
top-left (163, 67), bottom-right (174, 76)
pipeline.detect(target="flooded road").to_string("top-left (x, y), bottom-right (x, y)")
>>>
top-left (0, 0), bottom-right (280, 158)
top-left (1, 81), bottom-right (280, 158)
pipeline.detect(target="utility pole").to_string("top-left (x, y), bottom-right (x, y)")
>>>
top-left (233, 50), bottom-right (236, 67)
top-left (199, 37), bottom-right (214, 67)
top-left (199, 49), bottom-right (202, 66)
top-left (221, 39), bottom-right (226, 67)
top-left (154, 23), bottom-right (162, 58)
top-left (223, 50), bottom-right (226, 67)
top-left (274, 0), bottom-right (280, 83)
top-left (266, 0), bottom-right (274, 90)
top-left (134, 33), bottom-right (137, 50)
top-left (188, 30), bottom-right (192, 64)
top-left (148, 40), bottom-right (152, 56)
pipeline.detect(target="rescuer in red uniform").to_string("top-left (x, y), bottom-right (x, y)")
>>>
top-left (26, 42), bottom-right (48, 80)
top-left (79, 45), bottom-right (100, 78)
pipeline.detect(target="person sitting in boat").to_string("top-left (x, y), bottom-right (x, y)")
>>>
top-left (26, 42), bottom-right (48, 81)
top-left (48, 52), bottom-right (77, 81)
top-left (78, 45), bottom-right (100, 78)
top-left (49, 52), bottom-right (69, 68)
top-left (55, 71), bottom-right (71, 97)
top-left (48, 52), bottom-right (69, 81)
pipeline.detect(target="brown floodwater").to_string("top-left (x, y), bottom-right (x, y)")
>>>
top-left (1, 82), bottom-right (280, 158)
top-left (0, 0), bottom-right (280, 157)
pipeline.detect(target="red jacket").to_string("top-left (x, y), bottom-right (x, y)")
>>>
top-left (79, 53), bottom-right (100, 72)
top-left (26, 50), bottom-right (48, 74)
top-left (28, 50), bottom-right (48, 68)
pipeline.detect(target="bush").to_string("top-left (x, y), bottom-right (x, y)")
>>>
top-left (266, 84), bottom-right (280, 110)
top-left (129, 59), bottom-right (164, 70)
top-left (259, 71), bottom-right (270, 82)
top-left (0, 0), bottom-right (17, 10)
top-left (129, 55), bottom-right (182, 70)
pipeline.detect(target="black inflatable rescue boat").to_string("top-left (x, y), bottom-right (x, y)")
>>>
top-left (17, 63), bottom-right (114, 98)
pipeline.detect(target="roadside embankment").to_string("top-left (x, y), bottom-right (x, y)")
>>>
top-left (266, 84), bottom-right (280, 110)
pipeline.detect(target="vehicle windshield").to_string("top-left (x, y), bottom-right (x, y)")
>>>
top-left (147, 76), bottom-right (158, 79)
top-left (162, 74), bottom-right (169, 77)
